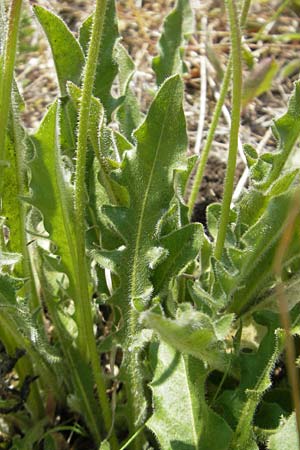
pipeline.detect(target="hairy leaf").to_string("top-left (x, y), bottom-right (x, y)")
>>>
top-left (268, 413), bottom-right (299, 450)
top-left (153, 0), bottom-right (194, 85)
top-left (226, 191), bottom-right (300, 315)
top-left (1, 134), bottom-right (23, 258)
top-left (95, 75), bottom-right (191, 426)
top-left (79, 0), bottom-right (120, 117)
top-left (227, 314), bottom-right (283, 450)
top-left (27, 101), bottom-right (76, 296)
top-left (251, 81), bottom-right (300, 191)
top-left (142, 304), bottom-right (232, 372)
top-left (33, 5), bottom-right (84, 95)
top-left (152, 223), bottom-right (203, 295)
top-left (99, 75), bottom-right (188, 310)
top-left (148, 342), bottom-right (233, 450)
top-left (67, 81), bottom-right (128, 206)
top-left (115, 42), bottom-right (142, 141)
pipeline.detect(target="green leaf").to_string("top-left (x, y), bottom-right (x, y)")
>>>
top-left (27, 101), bottom-right (76, 296)
top-left (207, 203), bottom-right (237, 245)
top-left (100, 75), bottom-right (188, 310)
top-left (67, 81), bottom-right (128, 206)
top-left (228, 320), bottom-right (283, 450)
top-left (141, 304), bottom-right (231, 372)
top-left (11, 418), bottom-right (48, 450)
top-left (280, 59), bottom-right (300, 80)
top-left (1, 135), bottom-right (23, 253)
top-left (268, 413), bottom-right (299, 450)
top-left (152, 223), bottom-right (203, 295)
top-left (147, 342), bottom-right (233, 450)
top-left (188, 279), bottom-right (218, 313)
top-left (261, 274), bottom-right (300, 312)
top-left (242, 58), bottom-right (278, 107)
top-left (96, 75), bottom-right (189, 427)
top-left (79, 0), bottom-right (120, 117)
top-left (33, 5), bottom-right (84, 95)
top-left (67, 81), bottom-right (104, 156)
top-left (115, 42), bottom-right (142, 141)
top-left (153, 0), bottom-right (194, 85)
top-left (32, 6), bottom-right (82, 158)
top-left (227, 190), bottom-right (300, 315)
top-left (251, 81), bottom-right (300, 191)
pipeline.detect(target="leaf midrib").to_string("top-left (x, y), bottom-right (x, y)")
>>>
top-left (130, 93), bottom-right (174, 300)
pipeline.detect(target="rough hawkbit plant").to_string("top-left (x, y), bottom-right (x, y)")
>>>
top-left (1, 0), bottom-right (300, 449)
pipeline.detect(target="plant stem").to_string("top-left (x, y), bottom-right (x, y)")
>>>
top-left (187, 0), bottom-right (251, 219)
top-left (0, 0), bottom-right (45, 420)
top-left (11, 107), bottom-right (41, 313)
top-left (0, 0), bottom-right (22, 197)
top-left (74, 0), bottom-right (117, 447)
top-left (187, 60), bottom-right (231, 218)
top-left (214, 0), bottom-right (242, 260)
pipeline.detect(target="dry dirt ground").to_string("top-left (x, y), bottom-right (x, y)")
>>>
top-left (17, 0), bottom-right (300, 215)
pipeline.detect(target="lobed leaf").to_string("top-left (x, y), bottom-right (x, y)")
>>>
top-left (98, 75), bottom-right (188, 311)
top-left (95, 75), bottom-right (197, 428)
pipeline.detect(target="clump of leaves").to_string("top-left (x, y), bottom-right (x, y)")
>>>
top-left (1, 0), bottom-right (300, 449)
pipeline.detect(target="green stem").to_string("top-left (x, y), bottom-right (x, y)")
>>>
top-left (0, 0), bottom-right (44, 420)
top-left (240, 0), bottom-right (251, 27)
top-left (11, 107), bottom-right (41, 313)
top-left (74, 0), bottom-right (117, 447)
top-left (187, 0), bottom-right (251, 219)
top-left (187, 60), bottom-right (231, 218)
top-left (0, 0), bottom-right (22, 196)
top-left (214, 0), bottom-right (242, 260)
